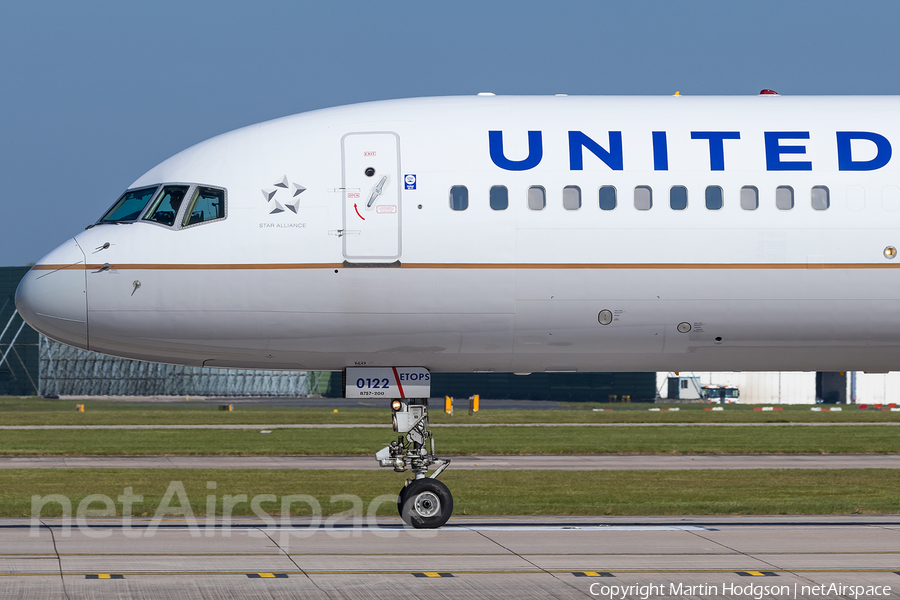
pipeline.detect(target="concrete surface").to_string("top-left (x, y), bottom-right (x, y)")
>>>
top-left (1, 516), bottom-right (898, 599)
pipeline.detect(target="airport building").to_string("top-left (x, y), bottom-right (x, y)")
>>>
top-left (656, 371), bottom-right (893, 404)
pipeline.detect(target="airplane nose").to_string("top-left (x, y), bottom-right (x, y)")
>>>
top-left (15, 238), bottom-right (89, 350)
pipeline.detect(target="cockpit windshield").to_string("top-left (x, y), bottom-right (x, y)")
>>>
top-left (98, 186), bottom-right (159, 223)
top-left (96, 183), bottom-right (227, 228)
top-left (183, 186), bottom-right (226, 226)
top-left (142, 185), bottom-right (190, 227)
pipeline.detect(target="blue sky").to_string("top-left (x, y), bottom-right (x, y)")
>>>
top-left (2, 0), bottom-right (899, 266)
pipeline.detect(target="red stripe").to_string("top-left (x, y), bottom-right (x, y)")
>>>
top-left (392, 367), bottom-right (405, 399)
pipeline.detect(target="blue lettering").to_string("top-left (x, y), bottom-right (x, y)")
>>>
top-left (568, 131), bottom-right (623, 171)
top-left (488, 131), bottom-right (543, 171)
top-left (765, 132), bottom-right (812, 171)
top-left (652, 131), bottom-right (668, 171)
top-left (691, 131), bottom-right (740, 171)
top-left (837, 131), bottom-right (892, 171)
top-left (398, 372), bottom-right (429, 381)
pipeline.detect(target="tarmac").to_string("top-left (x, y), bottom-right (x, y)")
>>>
top-left (1, 454), bottom-right (899, 470)
top-left (3, 515), bottom-right (899, 599)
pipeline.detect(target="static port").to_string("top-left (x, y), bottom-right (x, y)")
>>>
top-left (677, 322), bottom-right (691, 333)
top-left (598, 309), bottom-right (613, 325)
top-left (715, 336), bottom-right (723, 343)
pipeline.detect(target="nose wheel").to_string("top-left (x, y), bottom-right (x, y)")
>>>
top-left (375, 397), bottom-right (453, 528)
top-left (398, 478), bottom-right (454, 529)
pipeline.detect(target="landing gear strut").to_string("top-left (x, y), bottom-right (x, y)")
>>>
top-left (375, 398), bottom-right (453, 528)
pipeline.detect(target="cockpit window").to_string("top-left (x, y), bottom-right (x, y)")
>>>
top-left (182, 186), bottom-right (226, 227)
top-left (99, 186), bottom-right (159, 223)
top-left (142, 185), bottom-right (190, 227)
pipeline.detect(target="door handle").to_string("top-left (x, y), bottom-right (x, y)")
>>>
top-left (366, 176), bottom-right (387, 208)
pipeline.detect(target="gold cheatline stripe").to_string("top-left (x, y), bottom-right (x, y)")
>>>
top-left (29, 262), bottom-right (900, 271)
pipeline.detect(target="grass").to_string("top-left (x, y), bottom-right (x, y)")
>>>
top-left (7, 469), bottom-right (899, 518)
top-left (0, 425), bottom-right (898, 455)
top-left (0, 397), bottom-right (898, 425)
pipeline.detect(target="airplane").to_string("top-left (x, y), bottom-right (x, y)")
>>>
top-left (15, 91), bottom-right (900, 527)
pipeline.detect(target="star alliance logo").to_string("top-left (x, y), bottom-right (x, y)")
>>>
top-left (262, 176), bottom-right (306, 215)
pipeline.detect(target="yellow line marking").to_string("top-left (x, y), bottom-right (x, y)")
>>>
top-left (98, 574), bottom-right (110, 579)
top-left (745, 570), bottom-right (764, 576)
top-left (258, 573), bottom-right (275, 578)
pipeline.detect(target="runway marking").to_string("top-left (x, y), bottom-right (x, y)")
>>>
top-left (455, 525), bottom-right (713, 531)
top-left (247, 573), bottom-right (288, 578)
top-left (572, 571), bottom-right (614, 577)
top-left (9, 549), bottom-right (900, 558)
top-left (738, 570), bottom-right (778, 577)
top-left (413, 572), bottom-right (453, 578)
top-left (4, 568), bottom-right (900, 577)
top-left (71, 524), bottom-right (716, 532)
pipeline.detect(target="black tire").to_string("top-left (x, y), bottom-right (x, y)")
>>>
top-left (397, 482), bottom-right (411, 517)
top-left (400, 478), bottom-right (453, 529)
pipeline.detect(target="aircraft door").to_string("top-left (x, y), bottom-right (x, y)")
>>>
top-left (341, 132), bottom-right (401, 262)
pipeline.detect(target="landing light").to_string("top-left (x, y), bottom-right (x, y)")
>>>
top-left (391, 400), bottom-right (403, 411)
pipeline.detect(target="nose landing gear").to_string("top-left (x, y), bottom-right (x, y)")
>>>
top-left (375, 398), bottom-right (453, 528)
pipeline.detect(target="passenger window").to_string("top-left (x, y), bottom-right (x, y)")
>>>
top-left (528, 186), bottom-right (546, 210)
top-left (490, 186), bottom-right (508, 210)
top-left (670, 186), bottom-right (688, 210)
top-left (143, 185), bottom-right (190, 226)
top-left (563, 186), bottom-right (581, 210)
top-left (183, 186), bottom-right (226, 226)
top-left (99, 186), bottom-right (159, 223)
top-left (705, 186), bottom-right (723, 210)
top-left (811, 186), bottom-right (829, 210)
top-left (449, 186), bottom-right (468, 211)
top-left (634, 186), bottom-right (652, 210)
top-left (776, 186), bottom-right (794, 210)
top-left (599, 186), bottom-right (617, 210)
top-left (740, 186), bottom-right (758, 210)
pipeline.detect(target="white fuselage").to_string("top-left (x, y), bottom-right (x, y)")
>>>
top-left (16, 95), bottom-right (900, 372)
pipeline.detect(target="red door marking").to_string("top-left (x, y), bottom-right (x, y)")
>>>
top-left (354, 203), bottom-right (365, 220)
top-left (392, 367), bottom-right (406, 398)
